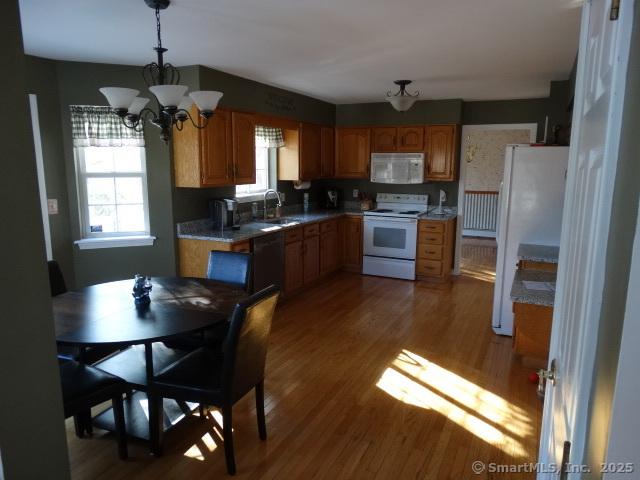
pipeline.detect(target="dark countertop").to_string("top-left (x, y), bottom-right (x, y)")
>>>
top-left (419, 207), bottom-right (457, 221)
top-left (177, 209), bottom-right (362, 243)
top-left (517, 244), bottom-right (560, 264)
top-left (511, 269), bottom-right (557, 307)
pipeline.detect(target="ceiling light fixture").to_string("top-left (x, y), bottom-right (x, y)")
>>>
top-left (99, 0), bottom-right (223, 143)
top-left (386, 80), bottom-right (420, 112)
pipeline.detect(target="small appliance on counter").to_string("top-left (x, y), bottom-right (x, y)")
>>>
top-left (325, 188), bottom-right (339, 209)
top-left (433, 189), bottom-right (447, 215)
top-left (209, 198), bottom-right (240, 230)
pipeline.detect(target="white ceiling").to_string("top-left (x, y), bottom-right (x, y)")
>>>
top-left (18, 0), bottom-right (582, 104)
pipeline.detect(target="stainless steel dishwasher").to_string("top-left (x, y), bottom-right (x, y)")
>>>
top-left (252, 232), bottom-right (284, 292)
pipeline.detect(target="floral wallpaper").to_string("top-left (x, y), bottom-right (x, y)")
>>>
top-left (463, 129), bottom-right (532, 191)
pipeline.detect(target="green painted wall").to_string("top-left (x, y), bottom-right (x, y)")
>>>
top-left (0, 2), bottom-right (70, 478)
top-left (24, 56), bottom-right (76, 287)
top-left (336, 99), bottom-right (463, 126)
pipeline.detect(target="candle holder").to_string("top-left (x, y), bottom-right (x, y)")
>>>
top-left (132, 274), bottom-right (152, 305)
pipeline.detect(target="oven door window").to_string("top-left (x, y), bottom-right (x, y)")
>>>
top-left (373, 226), bottom-right (407, 249)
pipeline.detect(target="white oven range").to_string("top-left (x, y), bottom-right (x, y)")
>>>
top-left (362, 193), bottom-right (429, 280)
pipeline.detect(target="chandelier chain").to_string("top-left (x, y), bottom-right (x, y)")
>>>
top-left (155, 7), bottom-right (162, 49)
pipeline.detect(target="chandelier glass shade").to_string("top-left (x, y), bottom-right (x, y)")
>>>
top-left (386, 80), bottom-right (420, 112)
top-left (99, 0), bottom-right (223, 143)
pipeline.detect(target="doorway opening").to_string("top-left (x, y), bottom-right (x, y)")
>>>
top-left (454, 124), bottom-right (537, 280)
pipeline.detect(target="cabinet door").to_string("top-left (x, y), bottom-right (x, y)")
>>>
top-left (232, 112), bottom-right (256, 184)
top-left (335, 128), bottom-right (371, 178)
top-left (320, 230), bottom-right (339, 274)
top-left (299, 123), bottom-right (321, 180)
top-left (372, 127), bottom-right (397, 152)
top-left (284, 241), bottom-right (304, 293)
top-left (320, 126), bottom-right (335, 178)
top-left (342, 216), bottom-right (362, 269)
top-left (426, 125), bottom-right (457, 181)
top-left (201, 109), bottom-right (233, 186)
top-left (303, 236), bottom-right (320, 284)
top-left (397, 126), bottom-right (424, 152)
top-left (173, 107), bottom-right (203, 188)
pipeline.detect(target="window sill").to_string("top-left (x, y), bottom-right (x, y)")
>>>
top-left (74, 235), bottom-right (156, 250)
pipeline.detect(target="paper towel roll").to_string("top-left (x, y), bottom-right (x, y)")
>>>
top-left (293, 181), bottom-right (311, 190)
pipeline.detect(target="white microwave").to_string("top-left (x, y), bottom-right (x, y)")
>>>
top-left (370, 153), bottom-right (424, 184)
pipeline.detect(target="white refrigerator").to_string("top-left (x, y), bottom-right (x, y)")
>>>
top-left (492, 145), bottom-right (569, 335)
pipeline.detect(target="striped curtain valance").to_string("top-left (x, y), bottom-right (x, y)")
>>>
top-left (70, 105), bottom-right (145, 147)
top-left (255, 125), bottom-right (285, 148)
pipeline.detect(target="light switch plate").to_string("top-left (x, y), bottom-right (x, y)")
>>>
top-left (353, 189), bottom-right (359, 198)
top-left (47, 198), bottom-right (58, 215)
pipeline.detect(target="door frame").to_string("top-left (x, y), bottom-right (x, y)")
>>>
top-left (453, 123), bottom-right (537, 275)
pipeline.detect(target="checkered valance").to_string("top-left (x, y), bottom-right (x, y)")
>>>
top-left (70, 105), bottom-right (145, 147)
top-left (255, 125), bottom-right (285, 148)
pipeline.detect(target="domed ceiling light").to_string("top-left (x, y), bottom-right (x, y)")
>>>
top-left (99, 0), bottom-right (223, 143)
top-left (386, 80), bottom-right (420, 112)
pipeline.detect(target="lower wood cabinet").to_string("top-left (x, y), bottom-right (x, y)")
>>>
top-left (416, 218), bottom-right (455, 281)
top-left (513, 302), bottom-right (553, 363)
top-left (178, 238), bottom-right (251, 278)
top-left (284, 239), bottom-right (304, 293)
top-left (341, 215), bottom-right (363, 272)
top-left (320, 220), bottom-right (340, 274)
top-left (303, 226), bottom-right (320, 285)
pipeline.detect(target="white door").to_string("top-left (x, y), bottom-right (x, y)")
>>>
top-left (538, 1), bottom-right (634, 477)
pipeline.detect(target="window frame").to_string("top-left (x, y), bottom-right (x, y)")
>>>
top-left (235, 147), bottom-right (278, 203)
top-left (74, 145), bottom-right (151, 239)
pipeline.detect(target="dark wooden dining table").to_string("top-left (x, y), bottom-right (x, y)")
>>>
top-left (53, 276), bottom-right (249, 441)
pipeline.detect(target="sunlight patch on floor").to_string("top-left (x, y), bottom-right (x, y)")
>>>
top-left (377, 349), bottom-right (530, 458)
top-left (183, 432), bottom-right (218, 461)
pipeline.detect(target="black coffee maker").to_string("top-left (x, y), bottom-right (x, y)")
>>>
top-left (325, 188), bottom-right (339, 209)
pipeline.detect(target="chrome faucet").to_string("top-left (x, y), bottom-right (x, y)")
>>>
top-left (263, 189), bottom-right (282, 219)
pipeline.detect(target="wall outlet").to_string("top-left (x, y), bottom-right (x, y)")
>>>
top-left (47, 198), bottom-right (58, 215)
top-left (352, 189), bottom-right (359, 198)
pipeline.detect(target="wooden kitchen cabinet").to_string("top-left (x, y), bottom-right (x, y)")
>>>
top-left (303, 224), bottom-right (320, 284)
top-left (299, 123), bottom-right (322, 180)
top-left (335, 128), bottom-right (371, 178)
top-left (173, 108), bottom-right (233, 187)
top-left (416, 218), bottom-right (456, 281)
top-left (284, 238), bottom-right (304, 294)
top-left (320, 219), bottom-right (340, 274)
top-left (232, 111), bottom-right (257, 185)
top-left (425, 125), bottom-right (458, 181)
top-left (320, 126), bottom-right (335, 178)
top-left (178, 238), bottom-right (251, 278)
top-left (372, 127), bottom-right (397, 152)
top-left (398, 126), bottom-right (424, 151)
top-left (513, 302), bottom-right (553, 363)
top-left (341, 215), bottom-right (363, 272)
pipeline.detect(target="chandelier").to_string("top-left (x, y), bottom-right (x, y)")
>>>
top-left (386, 80), bottom-right (420, 112)
top-left (99, 0), bottom-right (222, 143)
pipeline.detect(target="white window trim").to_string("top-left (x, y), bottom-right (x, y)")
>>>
top-left (235, 147), bottom-right (278, 203)
top-left (75, 235), bottom-right (156, 250)
top-left (74, 146), bottom-right (152, 244)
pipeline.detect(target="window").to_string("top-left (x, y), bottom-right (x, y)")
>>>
top-left (75, 146), bottom-right (150, 238)
top-left (235, 126), bottom-right (284, 201)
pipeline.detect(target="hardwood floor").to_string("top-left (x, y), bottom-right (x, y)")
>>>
top-left (460, 236), bottom-right (498, 283)
top-left (67, 272), bottom-right (542, 479)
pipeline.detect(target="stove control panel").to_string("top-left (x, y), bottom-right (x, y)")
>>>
top-left (375, 193), bottom-right (429, 205)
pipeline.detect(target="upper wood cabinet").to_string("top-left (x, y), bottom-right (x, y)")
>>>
top-left (173, 108), bottom-right (256, 187)
top-left (320, 126), bottom-right (335, 178)
top-left (425, 124), bottom-right (458, 182)
top-left (398, 126), bottom-right (424, 151)
top-left (372, 127), bottom-right (397, 152)
top-left (232, 112), bottom-right (257, 185)
top-left (335, 128), bottom-right (371, 178)
top-left (299, 123), bottom-right (322, 180)
top-left (173, 108), bottom-right (233, 188)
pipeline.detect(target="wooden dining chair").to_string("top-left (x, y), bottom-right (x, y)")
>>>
top-left (58, 357), bottom-right (128, 459)
top-left (149, 285), bottom-right (279, 474)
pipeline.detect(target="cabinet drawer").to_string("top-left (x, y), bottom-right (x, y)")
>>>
top-left (418, 244), bottom-right (443, 260)
top-left (285, 227), bottom-right (303, 243)
top-left (419, 231), bottom-right (444, 245)
top-left (419, 221), bottom-right (445, 234)
top-left (304, 223), bottom-right (320, 238)
top-left (320, 219), bottom-right (338, 234)
top-left (231, 241), bottom-right (251, 253)
top-left (417, 260), bottom-right (443, 276)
